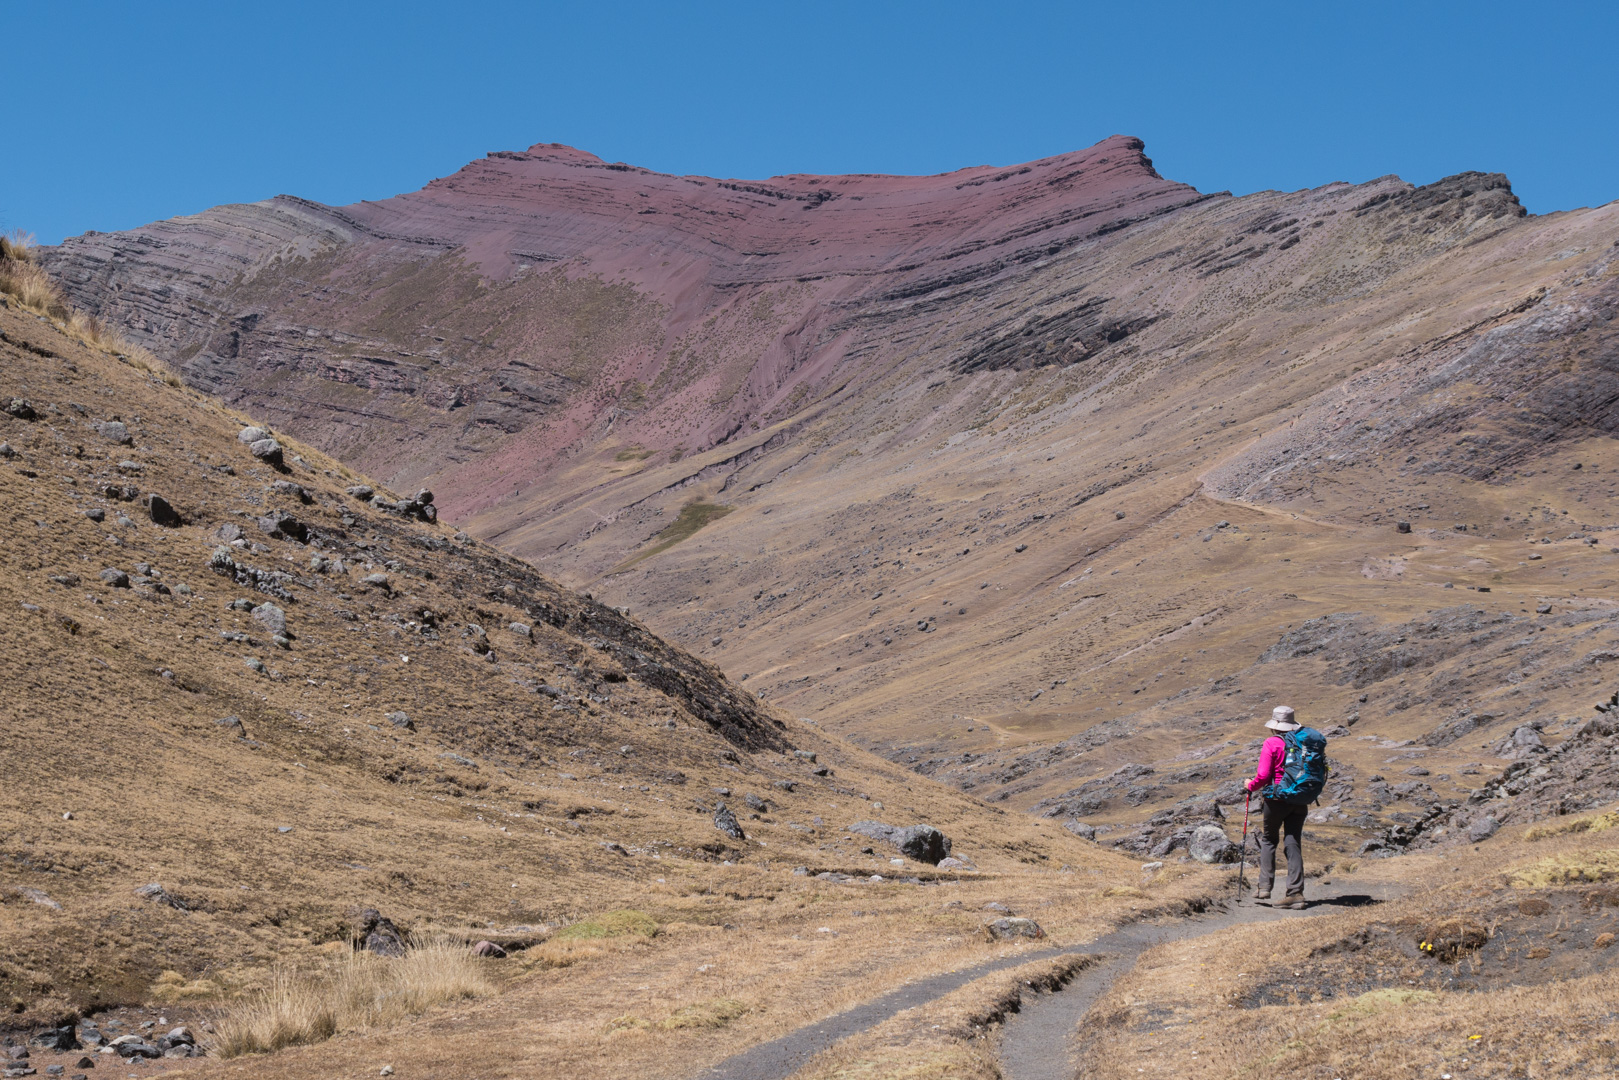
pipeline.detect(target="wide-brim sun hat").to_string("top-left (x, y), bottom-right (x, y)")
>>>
top-left (1264, 705), bottom-right (1300, 732)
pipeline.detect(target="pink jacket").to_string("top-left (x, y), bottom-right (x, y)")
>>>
top-left (1247, 735), bottom-right (1287, 792)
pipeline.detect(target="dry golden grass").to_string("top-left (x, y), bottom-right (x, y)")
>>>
top-left (1525, 809), bottom-right (1619, 842)
top-left (1505, 847), bottom-right (1619, 887)
top-left (213, 936), bottom-right (494, 1057)
top-left (0, 231), bottom-right (69, 317)
top-left (553, 908), bottom-right (661, 940)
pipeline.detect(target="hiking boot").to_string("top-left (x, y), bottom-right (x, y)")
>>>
top-left (1253, 889), bottom-right (1271, 901)
top-left (1275, 892), bottom-right (1306, 909)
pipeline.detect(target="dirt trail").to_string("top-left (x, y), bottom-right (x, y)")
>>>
top-left (697, 884), bottom-right (1391, 1080)
top-left (996, 885), bottom-right (1392, 1080)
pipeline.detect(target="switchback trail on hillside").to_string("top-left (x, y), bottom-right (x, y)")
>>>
top-left (697, 883), bottom-right (1395, 1080)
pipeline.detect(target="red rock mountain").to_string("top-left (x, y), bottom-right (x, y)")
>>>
top-left (43, 137), bottom-right (1619, 827)
top-left (41, 136), bottom-right (1203, 494)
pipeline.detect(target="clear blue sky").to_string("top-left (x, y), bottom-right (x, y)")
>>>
top-left (6, 1), bottom-right (1615, 244)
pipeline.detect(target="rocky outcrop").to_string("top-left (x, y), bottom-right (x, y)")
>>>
top-left (1360, 714), bottom-right (1619, 856)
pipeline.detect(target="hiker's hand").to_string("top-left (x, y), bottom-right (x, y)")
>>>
top-left (1244, 778), bottom-right (1258, 792)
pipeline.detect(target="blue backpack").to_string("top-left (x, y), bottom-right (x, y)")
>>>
top-left (1266, 728), bottom-right (1329, 805)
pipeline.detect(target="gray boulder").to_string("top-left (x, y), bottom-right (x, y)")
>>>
top-left (249, 438), bottom-right (283, 466)
top-left (133, 882), bottom-right (186, 910)
top-left (1188, 824), bottom-right (1240, 864)
top-left (1494, 724), bottom-right (1545, 759)
top-left (1467, 815), bottom-right (1499, 843)
top-left (238, 426), bottom-right (270, 443)
top-left (1063, 819), bottom-right (1097, 841)
top-left (99, 568), bottom-right (129, 588)
top-left (985, 917), bottom-right (1045, 941)
top-left (713, 803), bottom-right (746, 840)
top-left (257, 511), bottom-right (307, 542)
top-left (271, 479), bottom-right (313, 503)
top-left (95, 420), bottom-right (132, 445)
top-left (251, 602), bottom-right (287, 635)
top-left (386, 711), bottom-right (414, 731)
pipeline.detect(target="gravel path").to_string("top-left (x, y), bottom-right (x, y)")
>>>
top-left (697, 887), bottom-right (1385, 1080)
top-left (997, 888), bottom-right (1388, 1080)
top-left (696, 935), bottom-right (1093, 1080)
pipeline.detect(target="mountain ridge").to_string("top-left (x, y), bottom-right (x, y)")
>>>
top-left (38, 138), bottom-right (1619, 837)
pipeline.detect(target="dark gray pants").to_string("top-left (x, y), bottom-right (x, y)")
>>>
top-left (1258, 798), bottom-right (1307, 896)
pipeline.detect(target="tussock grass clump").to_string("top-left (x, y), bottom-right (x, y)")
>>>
top-left (214, 936), bottom-right (493, 1057)
top-left (603, 997), bottom-right (748, 1036)
top-left (0, 232), bottom-right (70, 318)
top-left (149, 969), bottom-right (222, 1002)
top-left (1506, 848), bottom-right (1619, 887)
top-left (1526, 810), bottom-right (1619, 841)
top-left (1331, 987), bottom-right (1438, 1018)
top-left (658, 996), bottom-right (747, 1029)
top-left (553, 909), bottom-right (660, 941)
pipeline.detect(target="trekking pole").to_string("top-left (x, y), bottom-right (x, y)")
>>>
top-left (1235, 791), bottom-right (1252, 901)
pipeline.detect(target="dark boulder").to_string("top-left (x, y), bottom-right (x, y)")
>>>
top-left (846, 820), bottom-right (953, 864)
top-left (147, 494), bottom-right (182, 527)
top-left (351, 907), bottom-right (407, 957)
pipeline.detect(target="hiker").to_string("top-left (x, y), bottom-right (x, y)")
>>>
top-left (1243, 705), bottom-right (1328, 909)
